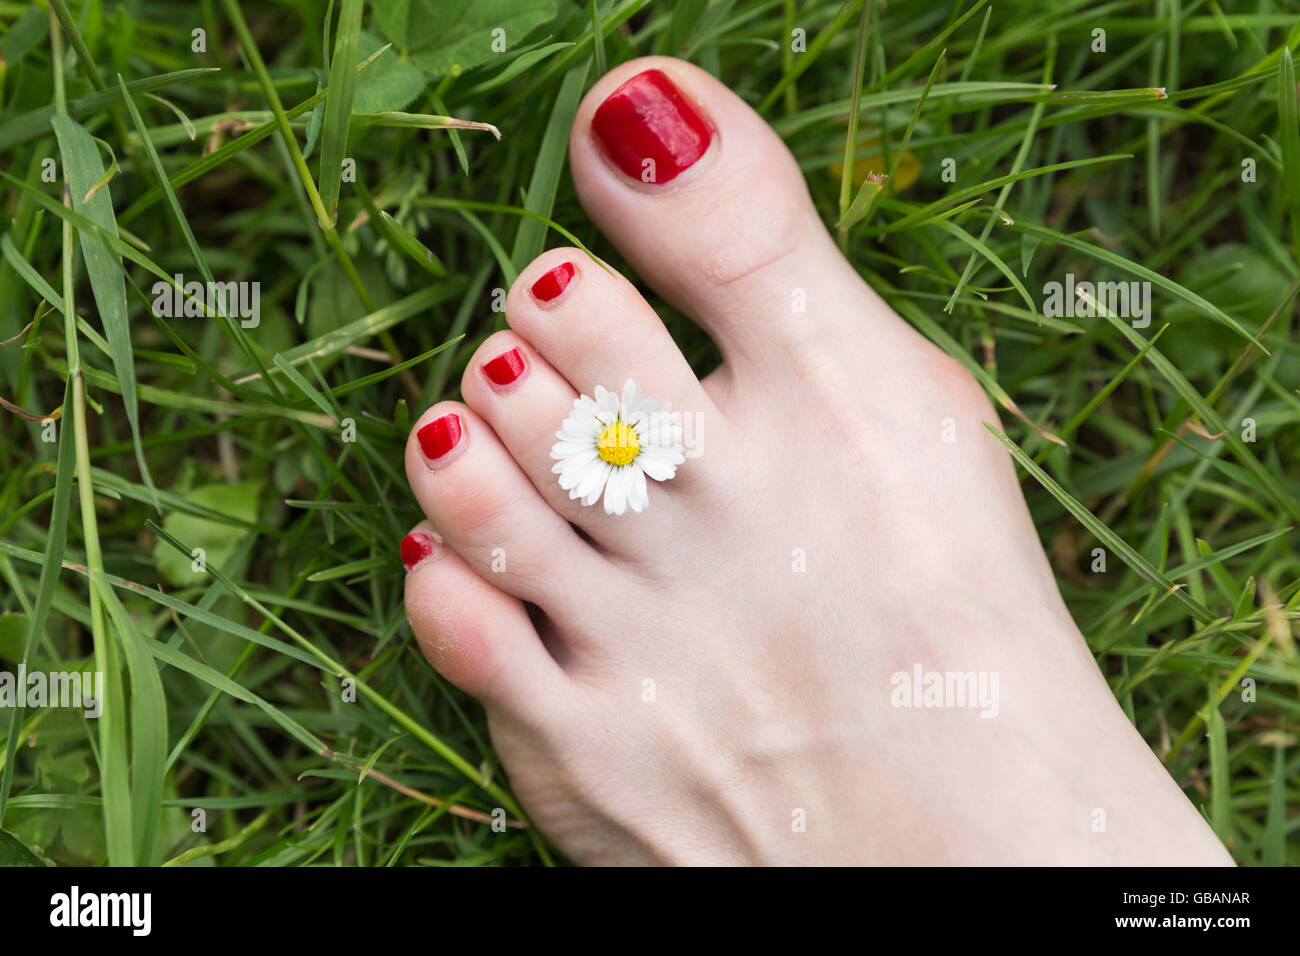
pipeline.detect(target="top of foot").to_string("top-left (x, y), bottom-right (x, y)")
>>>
top-left (400, 58), bottom-right (1233, 866)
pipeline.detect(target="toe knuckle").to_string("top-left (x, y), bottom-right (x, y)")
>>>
top-left (695, 191), bottom-right (804, 288)
top-left (447, 481), bottom-right (512, 539)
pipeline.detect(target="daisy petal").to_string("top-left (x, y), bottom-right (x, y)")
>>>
top-left (558, 456), bottom-right (601, 491)
top-left (628, 465), bottom-right (648, 513)
top-left (637, 448), bottom-right (679, 481)
top-left (578, 461), bottom-right (611, 505)
top-left (604, 466), bottom-right (628, 515)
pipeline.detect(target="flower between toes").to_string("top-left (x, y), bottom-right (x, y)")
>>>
top-left (551, 379), bottom-right (685, 516)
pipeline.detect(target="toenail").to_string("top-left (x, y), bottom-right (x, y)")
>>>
top-left (416, 413), bottom-right (462, 461)
top-left (530, 262), bottom-right (575, 303)
top-left (591, 69), bottom-right (712, 185)
top-left (482, 347), bottom-right (528, 390)
top-left (400, 531), bottom-right (439, 571)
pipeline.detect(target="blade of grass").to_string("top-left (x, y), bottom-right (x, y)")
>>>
top-left (1, 233), bottom-right (65, 312)
top-left (148, 522), bottom-right (528, 820)
top-left (67, 245), bottom-right (133, 866)
top-left (51, 114), bottom-right (157, 509)
top-left (1278, 48), bottom-right (1300, 268)
top-left (221, 0), bottom-right (374, 317)
top-left (0, 68), bottom-right (219, 152)
top-left (1006, 220), bottom-right (1260, 346)
top-left (0, 379), bottom-right (74, 825)
top-left (120, 47), bottom-right (391, 223)
top-left (1261, 745), bottom-right (1286, 865)
top-left (1206, 684), bottom-right (1230, 842)
top-left (886, 155), bottom-right (1130, 234)
top-left (929, 216), bottom-right (1038, 318)
top-left (114, 74), bottom-right (287, 403)
top-left (944, 36), bottom-right (1054, 311)
top-left (758, 0), bottom-right (864, 114)
top-left (1073, 286), bottom-right (1300, 524)
top-left (836, 0), bottom-right (872, 250)
top-left (987, 423), bottom-right (1216, 624)
top-left (861, 0), bottom-right (989, 100)
top-left (509, 59), bottom-right (591, 282)
top-left (94, 578), bottom-right (166, 864)
top-left (318, 0), bottom-right (363, 226)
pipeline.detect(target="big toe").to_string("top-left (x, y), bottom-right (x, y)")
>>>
top-left (569, 56), bottom-right (893, 359)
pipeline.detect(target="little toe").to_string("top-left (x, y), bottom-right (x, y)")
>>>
top-left (402, 521), bottom-right (567, 715)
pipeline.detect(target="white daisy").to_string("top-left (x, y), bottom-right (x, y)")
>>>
top-left (551, 379), bottom-right (685, 515)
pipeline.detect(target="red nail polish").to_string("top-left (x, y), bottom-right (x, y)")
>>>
top-left (416, 413), bottom-right (462, 460)
top-left (591, 69), bottom-right (712, 184)
top-left (401, 532), bottom-right (434, 571)
top-left (482, 347), bottom-right (527, 388)
top-left (531, 262), bottom-right (575, 302)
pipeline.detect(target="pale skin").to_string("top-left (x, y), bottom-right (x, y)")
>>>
top-left (402, 57), bottom-right (1233, 865)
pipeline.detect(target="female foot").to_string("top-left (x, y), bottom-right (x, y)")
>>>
top-left (402, 58), bottom-right (1232, 865)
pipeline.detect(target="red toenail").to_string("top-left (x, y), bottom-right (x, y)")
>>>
top-left (482, 347), bottom-right (527, 389)
top-left (591, 69), bottom-right (712, 185)
top-left (400, 532), bottom-right (435, 571)
top-left (416, 413), bottom-right (462, 460)
top-left (531, 262), bottom-right (575, 302)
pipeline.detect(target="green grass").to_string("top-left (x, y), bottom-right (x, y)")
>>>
top-left (0, 0), bottom-right (1297, 866)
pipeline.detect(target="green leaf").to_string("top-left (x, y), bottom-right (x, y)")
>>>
top-left (886, 155), bottom-right (1131, 233)
top-left (1020, 232), bottom-right (1042, 275)
top-left (152, 482), bottom-right (263, 587)
top-left (353, 31), bottom-right (427, 112)
top-left (0, 828), bottom-right (53, 866)
top-left (759, 0), bottom-right (864, 113)
top-left (145, 641), bottom-right (329, 755)
top-left (245, 277), bottom-right (466, 377)
top-left (122, 53), bottom-right (388, 223)
top-left (307, 556), bottom-right (389, 582)
top-left (375, 210), bottom-right (447, 276)
top-left (374, 0), bottom-right (559, 76)
top-left (837, 174), bottom-right (887, 230)
top-left (0, 4), bottom-right (49, 66)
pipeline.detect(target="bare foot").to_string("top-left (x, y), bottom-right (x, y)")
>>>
top-left (401, 58), bottom-right (1232, 865)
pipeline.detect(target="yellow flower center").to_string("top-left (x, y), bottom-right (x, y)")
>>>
top-left (596, 421), bottom-right (640, 466)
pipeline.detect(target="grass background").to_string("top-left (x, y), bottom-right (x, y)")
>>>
top-left (0, 0), bottom-right (1297, 866)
